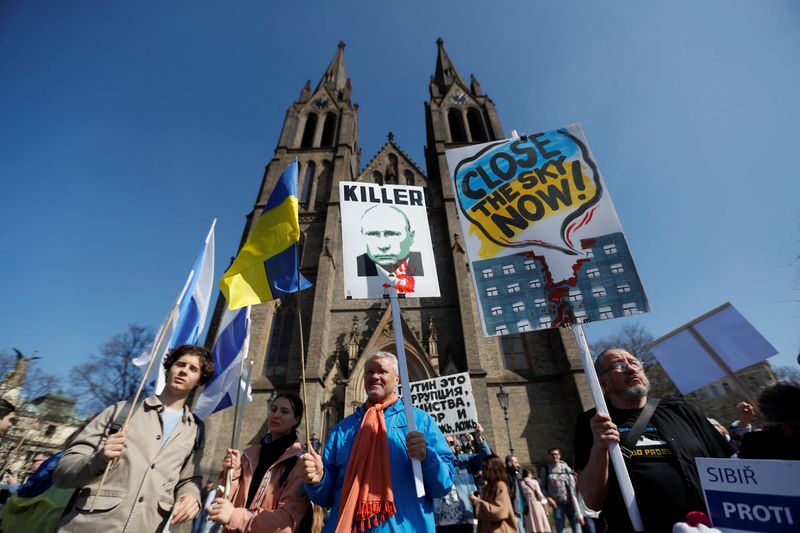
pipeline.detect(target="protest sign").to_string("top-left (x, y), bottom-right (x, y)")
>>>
top-left (697, 458), bottom-right (799, 532)
top-left (651, 303), bottom-right (777, 396)
top-left (339, 181), bottom-right (440, 299)
top-left (399, 372), bottom-right (478, 436)
top-left (445, 125), bottom-right (648, 336)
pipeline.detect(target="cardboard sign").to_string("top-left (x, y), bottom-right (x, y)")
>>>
top-left (697, 457), bottom-right (800, 532)
top-left (651, 303), bottom-right (778, 394)
top-left (339, 182), bottom-right (440, 299)
top-left (445, 125), bottom-right (648, 336)
top-left (398, 372), bottom-right (478, 436)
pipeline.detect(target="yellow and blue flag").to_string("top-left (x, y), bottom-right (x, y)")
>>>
top-left (220, 161), bottom-right (311, 309)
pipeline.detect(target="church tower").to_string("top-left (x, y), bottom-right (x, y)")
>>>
top-left (201, 42), bottom-right (361, 469)
top-left (421, 39), bottom-right (592, 461)
top-left (201, 41), bottom-right (592, 475)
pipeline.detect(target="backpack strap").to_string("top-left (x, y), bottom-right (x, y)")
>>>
top-left (191, 414), bottom-right (204, 451)
top-left (105, 401), bottom-right (135, 438)
top-left (621, 397), bottom-right (661, 452)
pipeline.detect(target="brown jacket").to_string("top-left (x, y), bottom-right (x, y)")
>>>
top-left (475, 480), bottom-right (519, 533)
top-left (222, 439), bottom-right (308, 533)
top-left (54, 395), bottom-right (203, 532)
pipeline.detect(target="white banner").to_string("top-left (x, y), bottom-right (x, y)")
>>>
top-left (399, 372), bottom-right (478, 436)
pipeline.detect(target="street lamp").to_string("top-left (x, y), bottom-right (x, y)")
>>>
top-left (496, 384), bottom-right (514, 456)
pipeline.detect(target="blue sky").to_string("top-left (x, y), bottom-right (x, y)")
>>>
top-left (1, 1), bottom-right (798, 383)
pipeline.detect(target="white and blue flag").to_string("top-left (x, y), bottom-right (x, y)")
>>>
top-left (193, 305), bottom-right (252, 420)
top-left (134, 220), bottom-right (216, 393)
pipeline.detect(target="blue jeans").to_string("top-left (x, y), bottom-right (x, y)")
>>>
top-left (553, 501), bottom-right (582, 533)
top-left (582, 515), bottom-right (598, 533)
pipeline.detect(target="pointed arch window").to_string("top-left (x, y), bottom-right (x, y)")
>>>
top-left (386, 154), bottom-right (399, 184)
top-left (314, 160), bottom-right (331, 208)
top-left (404, 169), bottom-right (415, 186)
top-left (320, 112), bottom-right (337, 147)
top-left (467, 108), bottom-right (487, 142)
top-left (266, 295), bottom-right (295, 376)
top-left (300, 161), bottom-right (315, 205)
top-left (448, 109), bottom-right (467, 143)
top-left (301, 113), bottom-right (318, 148)
top-left (501, 334), bottom-right (532, 370)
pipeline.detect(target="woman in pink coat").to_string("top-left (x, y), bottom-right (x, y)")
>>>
top-left (208, 393), bottom-right (310, 533)
top-left (521, 468), bottom-right (550, 533)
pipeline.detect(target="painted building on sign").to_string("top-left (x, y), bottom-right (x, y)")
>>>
top-left (474, 232), bottom-right (648, 335)
top-left (200, 40), bottom-right (593, 476)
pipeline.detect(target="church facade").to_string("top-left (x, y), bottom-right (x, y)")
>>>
top-left (201, 41), bottom-right (593, 474)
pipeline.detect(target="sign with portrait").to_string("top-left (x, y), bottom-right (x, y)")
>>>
top-left (339, 182), bottom-right (440, 299)
top-left (398, 372), bottom-right (478, 436)
top-left (445, 124), bottom-right (649, 336)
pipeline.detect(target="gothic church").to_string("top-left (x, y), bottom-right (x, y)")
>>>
top-left (201, 40), bottom-right (592, 474)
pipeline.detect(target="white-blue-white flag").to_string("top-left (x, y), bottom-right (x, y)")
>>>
top-left (134, 220), bottom-right (216, 393)
top-left (193, 306), bottom-right (252, 420)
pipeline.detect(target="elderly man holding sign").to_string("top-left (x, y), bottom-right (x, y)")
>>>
top-left (300, 351), bottom-right (455, 532)
top-left (574, 348), bottom-right (733, 533)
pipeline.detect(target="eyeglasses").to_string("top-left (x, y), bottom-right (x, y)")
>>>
top-left (599, 359), bottom-right (642, 376)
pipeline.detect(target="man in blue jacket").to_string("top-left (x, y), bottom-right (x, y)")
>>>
top-left (301, 351), bottom-right (455, 532)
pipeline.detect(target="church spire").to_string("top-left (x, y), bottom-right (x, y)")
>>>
top-left (317, 41), bottom-right (349, 97)
top-left (432, 38), bottom-right (467, 95)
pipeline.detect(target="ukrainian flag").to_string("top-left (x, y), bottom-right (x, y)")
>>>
top-left (220, 161), bottom-right (311, 309)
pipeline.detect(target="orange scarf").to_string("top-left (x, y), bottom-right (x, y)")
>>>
top-left (336, 392), bottom-right (398, 532)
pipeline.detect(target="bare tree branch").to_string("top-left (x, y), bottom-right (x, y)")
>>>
top-left (773, 365), bottom-right (800, 384)
top-left (590, 322), bottom-right (657, 367)
top-left (69, 324), bottom-right (154, 416)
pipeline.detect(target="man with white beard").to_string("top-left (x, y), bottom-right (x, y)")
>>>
top-left (574, 348), bottom-right (733, 533)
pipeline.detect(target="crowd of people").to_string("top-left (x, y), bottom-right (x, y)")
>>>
top-left (0, 345), bottom-right (797, 532)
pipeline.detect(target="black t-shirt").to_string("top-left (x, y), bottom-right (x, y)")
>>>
top-left (575, 405), bottom-right (701, 533)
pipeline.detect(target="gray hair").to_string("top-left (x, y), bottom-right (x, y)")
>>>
top-left (366, 350), bottom-right (399, 374)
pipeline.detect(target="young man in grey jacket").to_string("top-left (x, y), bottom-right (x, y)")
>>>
top-left (55, 344), bottom-right (215, 532)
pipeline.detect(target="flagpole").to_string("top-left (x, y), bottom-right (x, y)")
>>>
top-left (207, 218), bottom-right (217, 243)
top-left (224, 307), bottom-right (251, 499)
top-left (293, 160), bottom-right (312, 451)
top-left (90, 271), bottom-right (194, 512)
top-left (233, 358), bottom-right (254, 448)
top-left (224, 358), bottom-right (254, 496)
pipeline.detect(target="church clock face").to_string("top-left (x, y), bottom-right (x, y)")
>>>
top-left (449, 91), bottom-right (467, 105)
top-left (313, 97), bottom-right (330, 110)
